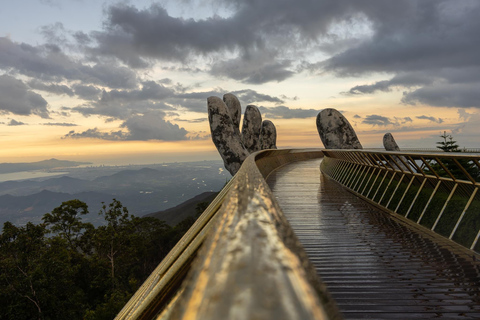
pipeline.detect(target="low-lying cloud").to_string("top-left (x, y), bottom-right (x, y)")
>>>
top-left (63, 111), bottom-right (189, 141)
top-left (0, 75), bottom-right (49, 118)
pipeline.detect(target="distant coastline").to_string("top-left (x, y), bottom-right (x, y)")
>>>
top-left (0, 171), bottom-right (69, 182)
top-left (0, 158), bottom-right (92, 175)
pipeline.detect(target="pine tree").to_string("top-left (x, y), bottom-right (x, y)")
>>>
top-left (429, 131), bottom-right (480, 181)
top-left (436, 131), bottom-right (460, 152)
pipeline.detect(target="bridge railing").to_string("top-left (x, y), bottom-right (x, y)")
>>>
top-left (321, 149), bottom-right (480, 253)
top-left (116, 149), bottom-right (341, 320)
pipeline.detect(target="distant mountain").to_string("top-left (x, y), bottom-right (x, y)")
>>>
top-left (0, 176), bottom-right (91, 196)
top-left (0, 190), bottom-right (113, 226)
top-left (145, 192), bottom-right (218, 226)
top-left (0, 158), bottom-right (91, 174)
top-left (0, 160), bottom-right (228, 228)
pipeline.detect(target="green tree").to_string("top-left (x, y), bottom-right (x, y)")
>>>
top-left (1, 197), bottom-right (200, 320)
top-left (436, 131), bottom-right (460, 152)
top-left (0, 222), bottom-right (86, 320)
top-left (42, 199), bottom-right (93, 249)
top-left (427, 132), bottom-right (480, 181)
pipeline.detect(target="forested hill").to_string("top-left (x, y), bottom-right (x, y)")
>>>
top-left (0, 199), bottom-right (201, 320)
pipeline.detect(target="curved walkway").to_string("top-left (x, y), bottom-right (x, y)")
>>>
top-left (267, 158), bottom-right (480, 319)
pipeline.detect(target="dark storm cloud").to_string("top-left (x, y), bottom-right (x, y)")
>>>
top-left (362, 115), bottom-right (394, 127)
top-left (416, 115), bottom-right (443, 124)
top-left (28, 79), bottom-right (74, 96)
top-left (0, 75), bottom-right (49, 118)
top-left (402, 83), bottom-right (480, 108)
top-left (67, 77), bottom-right (286, 120)
top-left (0, 37), bottom-right (138, 89)
top-left (87, 1), bottom-right (377, 83)
top-left (167, 88), bottom-right (284, 113)
top-left (258, 106), bottom-right (318, 119)
top-left (72, 31), bottom-right (92, 45)
top-left (346, 80), bottom-right (391, 95)
top-left (96, 81), bottom-right (174, 102)
top-left (175, 118), bottom-right (206, 123)
top-left (72, 81), bottom-right (176, 119)
top-left (323, 1), bottom-right (480, 75)
top-left (43, 122), bottom-right (77, 126)
top-left (73, 84), bottom-right (102, 100)
top-left (63, 128), bottom-right (126, 140)
top-left (7, 119), bottom-right (26, 126)
top-left (210, 53), bottom-right (295, 84)
top-left (321, 1), bottom-right (480, 108)
top-left (232, 89), bottom-right (284, 104)
top-left (84, 0), bottom-right (480, 99)
top-left (121, 111), bottom-right (189, 141)
top-left (362, 114), bottom-right (414, 127)
top-left (92, 1), bottom-right (382, 63)
top-left (73, 99), bottom-right (172, 120)
top-left (64, 111), bottom-right (188, 141)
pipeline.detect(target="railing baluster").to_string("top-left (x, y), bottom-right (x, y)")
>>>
top-left (366, 168), bottom-right (383, 199)
top-left (417, 180), bottom-right (442, 224)
top-left (331, 159), bottom-right (342, 180)
top-left (357, 167), bottom-right (372, 193)
top-left (471, 230), bottom-right (480, 250)
top-left (379, 172), bottom-right (396, 205)
top-left (372, 171), bottom-right (389, 202)
top-left (339, 161), bottom-right (353, 184)
top-left (432, 183), bottom-right (458, 231)
top-left (449, 187), bottom-right (478, 239)
top-left (345, 163), bottom-right (360, 188)
top-left (361, 167), bottom-right (376, 195)
top-left (405, 178), bottom-right (427, 218)
top-left (387, 174), bottom-right (405, 209)
top-left (395, 175), bottom-right (415, 214)
top-left (352, 165), bottom-right (367, 191)
top-left (335, 160), bottom-right (346, 181)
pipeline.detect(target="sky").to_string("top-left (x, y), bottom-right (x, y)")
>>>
top-left (0, 0), bottom-right (479, 165)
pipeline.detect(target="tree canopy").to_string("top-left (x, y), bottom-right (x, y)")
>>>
top-left (0, 198), bottom-right (200, 320)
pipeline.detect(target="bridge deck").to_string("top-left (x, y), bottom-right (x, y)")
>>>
top-left (267, 158), bottom-right (480, 319)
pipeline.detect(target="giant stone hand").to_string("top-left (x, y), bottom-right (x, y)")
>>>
top-left (316, 108), bottom-right (362, 149)
top-left (208, 94), bottom-right (277, 175)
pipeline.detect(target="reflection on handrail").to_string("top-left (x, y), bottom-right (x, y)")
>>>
top-left (321, 149), bottom-right (480, 253)
top-left (116, 149), bottom-right (341, 320)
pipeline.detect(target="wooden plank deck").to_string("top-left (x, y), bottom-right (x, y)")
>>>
top-left (267, 158), bottom-right (480, 319)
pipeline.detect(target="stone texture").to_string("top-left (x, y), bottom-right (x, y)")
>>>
top-left (260, 120), bottom-right (277, 150)
top-left (383, 133), bottom-right (400, 151)
top-left (223, 93), bottom-right (241, 136)
top-left (208, 94), bottom-right (278, 175)
top-left (208, 96), bottom-right (249, 176)
top-left (383, 132), bottom-right (409, 171)
top-left (241, 105), bottom-right (262, 153)
top-left (316, 108), bottom-right (362, 149)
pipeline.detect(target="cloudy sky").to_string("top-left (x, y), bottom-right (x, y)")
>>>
top-left (0, 0), bottom-right (479, 164)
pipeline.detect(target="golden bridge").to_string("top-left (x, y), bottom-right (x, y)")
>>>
top-left (115, 149), bottom-right (480, 320)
